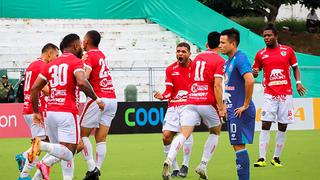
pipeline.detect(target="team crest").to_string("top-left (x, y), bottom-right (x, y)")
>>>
top-left (280, 51), bottom-right (287, 56)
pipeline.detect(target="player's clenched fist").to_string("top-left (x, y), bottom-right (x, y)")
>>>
top-left (154, 91), bottom-right (163, 100)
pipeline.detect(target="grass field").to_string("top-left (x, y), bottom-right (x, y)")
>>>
top-left (0, 130), bottom-right (319, 180)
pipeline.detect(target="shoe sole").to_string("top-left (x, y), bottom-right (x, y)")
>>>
top-left (271, 162), bottom-right (283, 167)
top-left (36, 163), bottom-right (49, 180)
top-left (28, 138), bottom-right (40, 163)
top-left (15, 155), bottom-right (25, 172)
top-left (162, 162), bottom-right (170, 180)
top-left (254, 164), bottom-right (266, 167)
top-left (195, 169), bottom-right (208, 180)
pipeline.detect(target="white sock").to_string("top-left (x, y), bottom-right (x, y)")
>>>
top-left (200, 134), bottom-right (219, 168)
top-left (274, 131), bottom-right (286, 158)
top-left (22, 147), bottom-right (32, 159)
top-left (95, 142), bottom-right (107, 169)
top-left (42, 154), bottom-right (60, 166)
top-left (32, 170), bottom-right (42, 180)
top-left (183, 134), bottom-right (194, 167)
top-left (164, 144), bottom-right (179, 170)
top-left (81, 137), bottom-right (95, 171)
top-left (259, 130), bottom-right (270, 160)
top-left (20, 156), bottom-right (38, 178)
top-left (61, 159), bottom-right (74, 180)
top-left (167, 134), bottom-right (186, 162)
top-left (40, 142), bottom-right (73, 161)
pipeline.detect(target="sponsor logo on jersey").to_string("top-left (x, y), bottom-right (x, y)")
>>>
top-left (171, 72), bottom-right (180, 76)
top-left (269, 69), bottom-right (285, 80)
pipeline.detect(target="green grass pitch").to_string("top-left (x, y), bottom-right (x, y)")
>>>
top-left (0, 130), bottom-right (319, 179)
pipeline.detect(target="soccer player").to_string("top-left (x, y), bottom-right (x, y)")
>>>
top-left (80, 30), bottom-right (117, 180)
top-left (252, 24), bottom-right (306, 167)
top-left (154, 42), bottom-right (194, 178)
top-left (162, 32), bottom-right (226, 180)
top-left (28, 33), bottom-right (105, 180)
top-left (16, 43), bottom-right (59, 180)
top-left (219, 28), bottom-right (256, 180)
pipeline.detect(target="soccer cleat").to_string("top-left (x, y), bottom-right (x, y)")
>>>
top-left (171, 170), bottom-right (179, 178)
top-left (15, 153), bottom-right (26, 172)
top-left (271, 157), bottom-right (283, 167)
top-left (162, 159), bottom-right (172, 180)
top-left (178, 165), bottom-right (188, 178)
top-left (36, 161), bottom-right (50, 180)
top-left (28, 137), bottom-right (41, 163)
top-left (195, 165), bottom-right (208, 180)
top-left (17, 176), bottom-right (31, 180)
top-left (83, 167), bottom-right (100, 180)
top-left (254, 158), bottom-right (267, 167)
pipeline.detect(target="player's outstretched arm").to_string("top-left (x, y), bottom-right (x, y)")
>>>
top-left (74, 70), bottom-right (105, 111)
top-left (292, 66), bottom-right (306, 96)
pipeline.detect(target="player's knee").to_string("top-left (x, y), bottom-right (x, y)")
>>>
top-left (277, 123), bottom-right (287, 132)
top-left (261, 121), bottom-right (272, 130)
top-left (162, 133), bottom-right (173, 145)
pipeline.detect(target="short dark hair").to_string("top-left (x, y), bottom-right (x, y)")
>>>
top-left (41, 43), bottom-right (59, 53)
top-left (60, 33), bottom-right (80, 52)
top-left (177, 42), bottom-right (190, 51)
top-left (86, 30), bottom-right (101, 47)
top-left (207, 31), bottom-right (220, 49)
top-left (221, 28), bottom-right (240, 46)
top-left (263, 23), bottom-right (278, 36)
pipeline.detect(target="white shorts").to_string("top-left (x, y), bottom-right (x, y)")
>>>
top-left (80, 98), bottom-right (117, 128)
top-left (261, 94), bottom-right (294, 124)
top-left (162, 106), bottom-right (182, 132)
top-left (23, 114), bottom-right (46, 139)
top-left (179, 105), bottom-right (221, 128)
top-left (45, 111), bottom-right (80, 144)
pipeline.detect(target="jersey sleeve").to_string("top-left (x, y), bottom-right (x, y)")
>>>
top-left (288, 47), bottom-right (298, 67)
top-left (162, 67), bottom-right (173, 99)
top-left (73, 59), bottom-right (85, 74)
top-left (236, 54), bottom-right (252, 76)
top-left (214, 58), bottom-right (225, 79)
top-left (252, 52), bottom-right (262, 70)
top-left (38, 64), bottom-right (49, 82)
top-left (84, 52), bottom-right (93, 70)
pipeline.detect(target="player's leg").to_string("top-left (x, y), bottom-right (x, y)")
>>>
top-left (255, 94), bottom-right (277, 167)
top-left (271, 95), bottom-right (293, 167)
top-left (29, 112), bottom-right (78, 179)
top-left (195, 105), bottom-right (221, 180)
top-left (91, 98), bottom-right (117, 179)
top-left (79, 98), bottom-right (101, 179)
top-left (230, 105), bottom-right (255, 180)
top-left (179, 133), bottom-right (193, 178)
top-left (162, 105), bottom-right (199, 180)
top-left (18, 115), bottom-right (47, 179)
top-left (162, 107), bottom-right (180, 176)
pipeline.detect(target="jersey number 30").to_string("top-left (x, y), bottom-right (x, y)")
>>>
top-left (49, 64), bottom-right (68, 87)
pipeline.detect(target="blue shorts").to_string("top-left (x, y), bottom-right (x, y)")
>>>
top-left (227, 106), bottom-right (256, 145)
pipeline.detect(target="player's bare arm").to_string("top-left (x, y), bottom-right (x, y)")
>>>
top-left (41, 84), bottom-right (50, 96)
top-left (30, 76), bottom-right (47, 124)
top-left (292, 66), bottom-right (306, 96)
top-left (74, 70), bottom-right (105, 111)
top-left (214, 77), bottom-right (226, 117)
top-left (234, 72), bottom-right (254, 118)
